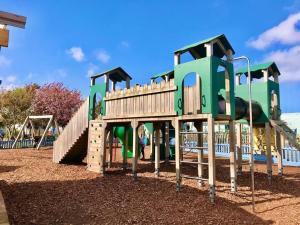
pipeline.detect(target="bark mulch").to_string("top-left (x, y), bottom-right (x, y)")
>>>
top-left (0, 148), bottom-right (299, 225)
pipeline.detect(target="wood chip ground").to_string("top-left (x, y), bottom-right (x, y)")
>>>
top-left (0, 147), bottom-right (299, 225)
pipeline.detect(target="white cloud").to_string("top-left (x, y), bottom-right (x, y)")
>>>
top-left (0, 74), bottom-right (18, 90)
top-left (96, 50), bottom-right (111, 64)
top-left (54, 69), bottom-right (68, 78)
top-left (248, 12), bottom-right (300, 49)
top-left (0, 55), bottom-right (11, 67)
top-left (121, 41), bottom-right (130, 48)
top-left (86, 63), bottom-right (99, 77)
top-left (66, 47), bottom-right (84, 62)
top-left (263, 45), bottom-right (300, 82)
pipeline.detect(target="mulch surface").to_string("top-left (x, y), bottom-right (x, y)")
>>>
top-left (0, 147), bottom-right (299, 225)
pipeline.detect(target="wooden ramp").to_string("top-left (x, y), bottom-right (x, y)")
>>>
top-left (53, 98), bottom-right (89, 163)
top-left (270, 119), bottom-right (300, 150)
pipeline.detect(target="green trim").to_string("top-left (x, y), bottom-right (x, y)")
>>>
top-left (89, 83), bottom-right (107, 120)
top-left (151, 70), bottom-right (174, 80)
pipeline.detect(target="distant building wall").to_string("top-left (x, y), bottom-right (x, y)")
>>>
top-left (281, 113), bottom-right (300, 136)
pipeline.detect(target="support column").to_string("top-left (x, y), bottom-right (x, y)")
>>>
top-left (229, 120), bottom-right (237, 192)
top-left (150, 127), bottom-right (154, 163)
top-left (265, 122), bottom-right (272, 183)
top-left (236, 123), bottom-right (243, 175)
top-left (195, 122), bottom-right (204, 187)
top-left (123, 125), bottom-right (129, 170)
top-left (165, 122), bottom-right (170, 163)
top-left (99, 122), bottom-right (108, 175)
top-left (276, 131), bottom-right (283, 176)
top-left (175, 118), bottom-right (182, 191)
top-left (108, 127), bottom-right (113, 168)
top-left (132, 120), bottom-right (139, 180)
top-left (155, 124), bottom-right (160, 177)
top-left (208, 115), bottom-right (216, 203)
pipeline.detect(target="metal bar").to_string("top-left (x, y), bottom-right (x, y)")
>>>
top-left (12, 116), bottom-right (29, 148)
top-left (180, 146), bottom-right (207, 149)
top-left (180, 131), bottom-right (208, 134)
top-left (37, 116), bottom-right (53, 150)
top-left (181, 175), bottom-right (208, 181)
top-left (180, 160), bottom-right (208, 165)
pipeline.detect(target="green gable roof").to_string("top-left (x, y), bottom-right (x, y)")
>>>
top-left (236, 62), bottom-right (280, 79)
top-left (91, 67), bottom-right (132, 82)
top-left (174, 34), bottom-right (235, 59)
top-left (151, 70), bottom-right (174, 80)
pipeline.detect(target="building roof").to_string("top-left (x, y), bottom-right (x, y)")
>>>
top-left (90, 67), bottom-right (132, 82)
top-left (174, 34), bottom-right (235, 59)
top-left (236, 62), bottom-right (280, 79)
top-left (151, 70), bottom-right (174, 80)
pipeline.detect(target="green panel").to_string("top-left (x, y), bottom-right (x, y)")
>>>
top-left (144, 123), bottom-right (153, 133)
top-left (89, 83), bottom-right (107, 120)
top-left (236, 80), bottom-right (280, 124)
top-left (174, 56), bottom-right (235, 119)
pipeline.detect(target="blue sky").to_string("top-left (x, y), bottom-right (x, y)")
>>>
top-left (1, 0), bottom-right (300, 112)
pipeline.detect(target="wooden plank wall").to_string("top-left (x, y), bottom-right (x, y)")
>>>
top-left (105, 80), bottom-right (177, 118)
top-left (53, 98), bottom-right (89, 163)
top-left (183, 85), bottom-right (201, 115)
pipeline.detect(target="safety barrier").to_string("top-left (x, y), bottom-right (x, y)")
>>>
top-left (0, 138), bottom-right (54, 149)
top-left (183, 142), bottom-right (300, 167)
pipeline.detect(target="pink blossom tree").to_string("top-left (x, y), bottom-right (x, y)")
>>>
top-left (33, 83), bottom-right (82, 126)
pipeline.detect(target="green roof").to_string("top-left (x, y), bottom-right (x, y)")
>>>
top-left (151, 70), bottom-right (174, 80)
top-left (236, 62), bottom-right (280, 79)
top-left (174, 34), bottom-right (235, 59)
top-left (91, 67), bottom-right (132, 82)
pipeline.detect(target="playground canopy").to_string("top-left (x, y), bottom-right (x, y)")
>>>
top-left (151, 70), bottom-right (174, 81)
top-left (90, 67), bottom-right (132, 82)
top-left (174, 34), bottom-right (235, 59)
top-left (236, 62), bottom-right (280, 79)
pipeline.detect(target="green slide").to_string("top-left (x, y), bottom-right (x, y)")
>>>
top-left (114, 126), bottom-right (140, 158)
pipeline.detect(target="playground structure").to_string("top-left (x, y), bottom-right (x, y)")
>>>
top-left (53, 34), bottom-right (300, 203)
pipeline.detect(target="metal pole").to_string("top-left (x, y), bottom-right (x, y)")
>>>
top-left (232, 56), bottom-right (255, 212)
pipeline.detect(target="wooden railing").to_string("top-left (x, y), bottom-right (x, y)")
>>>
top-left (53, 98), bottom-right (89, 163)
top-left (104, 80), bottom-right (177, 119)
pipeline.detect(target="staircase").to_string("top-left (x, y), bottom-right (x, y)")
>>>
top-left (270, 119), bottom-right (300, 150)
top-left (53, 98), bottom-right (89, 163)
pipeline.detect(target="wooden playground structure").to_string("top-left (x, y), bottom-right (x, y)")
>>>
top-left (53, 34), bottom-right (300, 203)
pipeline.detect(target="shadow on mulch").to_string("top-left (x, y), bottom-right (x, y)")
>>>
top-left (0, 175), bottom-right (272, 225)
top-left (0, 166), bottom-right (20, 173)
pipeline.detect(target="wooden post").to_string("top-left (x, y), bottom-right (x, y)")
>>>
top-left (263, 70), bottom-right (268, 82)
top-left (123, 125), bottom-right (129, 170)
top-left (236, 123), bottom-right (242, 175)
top-left (132, 120), bottom-right (139, 180)
top-left (165, 122), bottom-right (170, 163)
top-left (175, 118), bottom-right (182, 191)
top-left (208, 115), bottom-right (216, 203)
top-left (265, 122), bottom-right (272, 183)
top-left (276, 132), bottom-right (283, 176)
top-left (235, 75), bottom-right (240, 86)
top-left (174, 53), bottom-right (180, 66)
top-left (100, 122), bottom-right (108, 175)
top-left (229, 120), bottom-right (237, 192)
top-left (195, 122), bottom-right (204, 187)
top-left (108, 127), bottom-right (113, 168)
top-left (155, 124), bottom-right (160, 177)
top-left (150, 129), bottom-right (154, 163)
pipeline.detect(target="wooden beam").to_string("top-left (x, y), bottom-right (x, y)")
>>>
top-left (108, 128), bottom-right (114, 168)
top-left (131, 120), bottom-right (139, 180)
top-left (174, 53), bottom-right (180, 66)
top-left (0, 11), bottom-right (26, 28)
top-left (265, 122), bottom-right (272, 183)
top-left (165, 122), bottom-right (170, 163)
top-left (175, 118), bottom-right (182, 191)
top-left (99, 122), bottom-right (108, 174)
top-left (194, 122), bottom-right (204, 187)
top-left (207, 115), bottom-right (216, 203)
top-left (229, 120), bottom-right (237, 192)
top-left (155, 123), bottom-right (160, 177)
top-left (276, 132), bottom-right (283, 176)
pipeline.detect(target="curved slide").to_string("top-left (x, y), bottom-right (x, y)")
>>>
top-left (114, 126), bottom-right (140, 158)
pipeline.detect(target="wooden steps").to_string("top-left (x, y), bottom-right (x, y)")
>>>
top-left (53, 98), bottom-right (89, 163)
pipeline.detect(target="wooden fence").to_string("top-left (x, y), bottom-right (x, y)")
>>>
top-left (0, 138), bottom-right (54, 149)
top-left (105, 80), bottom-right (177, 119)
